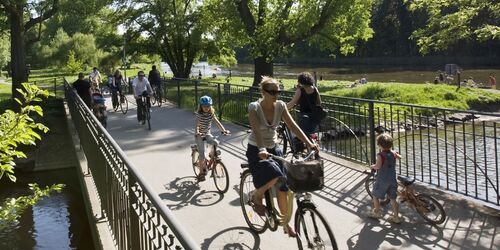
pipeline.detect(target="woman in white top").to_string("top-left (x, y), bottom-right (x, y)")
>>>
top-left (246, 76), bottom-right (318, 237)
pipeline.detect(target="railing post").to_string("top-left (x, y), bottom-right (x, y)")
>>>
top-left (128, 174), bottom-right (140, 250)
top-left (369, 102), bottom-right (376, 164)
top-left (54, 78), bottom-right (57, 95)
top-left (194, 80), bottom-right (198, 109)
top-left (217, 83), bottom-right (222, 119)
top-left (177, 79), bottom-right (181, 108)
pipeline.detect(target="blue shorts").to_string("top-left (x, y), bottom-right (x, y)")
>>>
top-left (245, 144), bottom-right (288, 192)
top-left (372, 180), bottom-right (397, 200)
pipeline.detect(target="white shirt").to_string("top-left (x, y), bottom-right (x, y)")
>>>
top-left (132, 77), bottom-right (153, 98)
top-left (248, 100), bottom-right (286, 148)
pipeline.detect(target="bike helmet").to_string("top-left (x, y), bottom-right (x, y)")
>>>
top-left (200, 95), bottom-right (213, 106)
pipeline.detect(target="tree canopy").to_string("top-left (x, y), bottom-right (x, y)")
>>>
top-left (408, 0), bottom-right (500, 55)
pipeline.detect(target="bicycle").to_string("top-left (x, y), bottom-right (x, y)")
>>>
top-left (239, 150), bottom-right (338, 250)
top-left (190, 133), bottom-right (230, 193)
top-left (277, 121), bottom-right (320, 158)
top-left (137, 92), bottom-right (151, 130)
top-left (111, 88), bottom-right (129, 114)
top-left (150, 84), bottom-right (162, 107)
top-left (364, 170), bottom-right (446, 224)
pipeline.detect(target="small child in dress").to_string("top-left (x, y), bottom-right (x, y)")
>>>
top-left (195, 95), bottom-right (229, 181)
top-left (368, 133), bottom-right (402, 223)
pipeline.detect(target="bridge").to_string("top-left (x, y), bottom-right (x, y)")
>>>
top-left (63, 80), bottom-right (499, 250)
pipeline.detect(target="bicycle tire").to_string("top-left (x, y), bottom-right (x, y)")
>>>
top-left (157, 89), bottom-right (162, 107)
top-left (112, 92), bottom-right (119, 111)
top-left (120, 95), bottom-right (128, 114)
top-left (264, 191), bottom-right (279, 232)
top-left (415, 194), bottom-right (446, 224)
top-left (364, 175), bottom-right (390, 206)
top-left (213, 161), bottom-right (229, 193)
top-left (277, 128), bottom-right (288, 155)
top-left (295, 205), bottom-right (338, 250)
top-left (146, 110), bottom-right (151, 130)
top-left (191, 150), bottom-right (201, 177)
top-left (151, 93), bottom-right (157, 105)
top-left (239, 170), bottom-right (268, 234)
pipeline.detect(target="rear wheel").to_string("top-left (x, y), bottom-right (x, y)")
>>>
top-left (295, 206), bottom-right (338, 250)
top-left (239, 170), bottom-right (267, 234)
top-left (415, 194), bottom-right (446, 224)
top-left (145, 103), bottom-right (151, 130)
top-left (156, 89), bottom-right (162, 107)
top-left (120, 95), bottom-right (128, 114)
top-left (277, 128), bottom-right (288, 156)
top-left (364, 175), bottom-right (390, 206)
top-left (112, 92), bottom-right (119, 111)
top-left (213, 161), bottom-right (229, 193)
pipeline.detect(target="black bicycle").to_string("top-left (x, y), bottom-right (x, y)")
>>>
top-left (137, 92), bottom-right (151, 130)
top-left (151, 84), bottom-right (162, 107)
top-left (277, 121), bottom-right (321, 158)
top-left (111, 89), bottom-right (129, 114)
top-left (239, 150), bottom-right (338, 249)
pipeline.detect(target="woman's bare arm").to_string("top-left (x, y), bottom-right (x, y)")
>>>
top-left (286, 88), bottom-right (301, 109)
top-left (282, 108), bottom-right (315, 149)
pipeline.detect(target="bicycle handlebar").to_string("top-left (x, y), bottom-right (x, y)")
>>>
top-left (267, 150), bottom-right (318, 164)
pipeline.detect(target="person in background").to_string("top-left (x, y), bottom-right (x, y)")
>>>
top-left (133, 71), bottom-right (153, 125)
top-left (148, 65), bottom-right (162, 91)
top-left (489, 75), bottom-right (496, 89)
top-left (89, 67), bottom-right (102, 91)
top-left (72, 72), bottom-right (92, 108)
top-left (287, 72), bottom-right (322, 136)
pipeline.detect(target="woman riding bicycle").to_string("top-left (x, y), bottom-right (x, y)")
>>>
top-left (246, 76), bottom-right (319, 238)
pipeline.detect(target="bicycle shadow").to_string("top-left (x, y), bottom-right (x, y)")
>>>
top-left (200, 226), bottom-right (261, 250)
top-left (158, 176), bottom-right (225, 210)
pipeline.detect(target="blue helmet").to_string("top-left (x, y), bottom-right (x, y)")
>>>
top-left (200, 95), bottom-right (213, 106)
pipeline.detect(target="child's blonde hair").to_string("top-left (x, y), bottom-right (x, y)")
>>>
top-left (197, 104), bottom-right (215, 114)
top-left (376, 133), bottom-right (393, 149)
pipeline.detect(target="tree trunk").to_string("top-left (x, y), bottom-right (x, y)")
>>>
top-left (10, 8), bottom-right (28, 111)
top-left (253, 56), bottom-right (273, 86)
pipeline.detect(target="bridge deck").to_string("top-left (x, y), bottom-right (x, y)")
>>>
top-left (105, 96), bottom-right (499, 250)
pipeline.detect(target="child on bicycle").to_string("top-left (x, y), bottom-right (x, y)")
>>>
top-left (369, 133), bottom-right (402, 223)
top-left (195, 95), bottom-right (230, 181)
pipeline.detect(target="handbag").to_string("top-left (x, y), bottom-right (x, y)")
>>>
top-left (285, 159), bottom-right (324, 192)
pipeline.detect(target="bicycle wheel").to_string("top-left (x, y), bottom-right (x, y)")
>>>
top-left (156, 89), bottom-right (162, 107)
top-left (239, 170), bottom-right (268, 234)
top-left (191, 149), bottom-right (201, 177)
top-left (213, 161), bottom-right (229, 193)
top-left (277, 128), bottom-right (288, 155)
top-left (120, 95), bottom-right (128, 114)
top-left (151, 93), bottom-right (157, 105)
top-left (145, 109), bottom-right (151, 130)
top-left (415, 194), bottom-right (446, 224)
top-left (295, 205), bottom-right (338, 250)
top-left (364, 175), bottom-right (390, 206)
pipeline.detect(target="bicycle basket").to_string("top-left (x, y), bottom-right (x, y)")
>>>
top-left (285, 159), bottom-right (324, 192)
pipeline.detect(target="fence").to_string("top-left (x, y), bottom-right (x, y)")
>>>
top-left (64, 79), bottom-right (200, 250)
top-left (163, 78), bottom-right (500, 206)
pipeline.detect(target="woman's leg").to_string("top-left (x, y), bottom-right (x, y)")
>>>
top-left (277, 190), bottom-right (296, 236)
top-left (252, 177), bottom-right (279, 205)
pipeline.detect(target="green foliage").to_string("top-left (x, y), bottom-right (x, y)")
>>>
top-left (66, 50), bottom-right (84, 74)
top-left (408, 0), bottom-right (500, 54)
top-left (0, 183), bottom-right (64, 230)
top-left (0, 35), bottom-right (9, 70)
top-left (0, 83), bottom-right (49, 182)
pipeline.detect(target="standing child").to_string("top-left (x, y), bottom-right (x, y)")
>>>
top-left (195, 95), bottom-right (230, 181)
top-left (368, 133), bottom-right (402, 223)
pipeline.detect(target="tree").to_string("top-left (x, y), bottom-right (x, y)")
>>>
top-left (409, 0), bottom-right (500, 55)
top-left (0, 0), bottom-right (59, 110)
top-left (208, 0), bottom-right (374, 85)
top-left (118, 0), bottom-right (236, 78)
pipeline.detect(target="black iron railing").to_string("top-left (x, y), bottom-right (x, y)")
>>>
top-left (64, 79), bottom-right (200, 250)
top-left (163, 78), bottom-right (500, 206)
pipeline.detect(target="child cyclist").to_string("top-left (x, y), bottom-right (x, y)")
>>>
top-left (195, 95), bottom-right (230, 181)
top-left (369, 133), bottom-right (402, 223)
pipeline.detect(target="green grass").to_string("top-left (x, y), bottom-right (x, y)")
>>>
top-left (328, 82), bottom-right (500, 111)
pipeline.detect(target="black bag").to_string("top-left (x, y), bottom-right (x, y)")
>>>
top-left (310, 106), bottom-right (327, 124)
top-left (285, 160), bottom-right (324, 192)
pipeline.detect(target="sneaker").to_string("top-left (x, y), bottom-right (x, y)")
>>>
top-left (367, 209), bottom-right (382, 219)
top-left (141, 120), bottom-right (146, 125)
top-left (138, 121), bottom-right (143, 125)
top-left (388, 215), bottom-right (402, 224)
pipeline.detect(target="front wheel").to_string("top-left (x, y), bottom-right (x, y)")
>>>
top-left (415, 194), bottom-right (446, 224)
top-left (295, 206), bottom-right (338, 250)
top-left (213, 161), bottom-right (229, 193)
top-left (144, 104), bottom-right (151, 130)
top-left (364, 175), bottom-right (390, 206)
top-left (239, 170), bottom-right (267, 234)
top-left (191, 150), bottom-right (201, 177)
top-left (120, 95), bottom-right (128, 114)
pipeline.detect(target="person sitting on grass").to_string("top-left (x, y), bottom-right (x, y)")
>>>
top-left (368, 133), bottom-right (402, 224)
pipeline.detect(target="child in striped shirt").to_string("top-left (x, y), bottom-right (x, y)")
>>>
top-left (195, 95), bottom-right (229, 181)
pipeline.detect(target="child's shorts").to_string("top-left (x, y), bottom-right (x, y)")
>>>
top-left (372, 180), bottom-right (397, 200)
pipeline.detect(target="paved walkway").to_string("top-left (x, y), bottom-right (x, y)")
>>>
top-left (105, 95), bottom-right (499, 250)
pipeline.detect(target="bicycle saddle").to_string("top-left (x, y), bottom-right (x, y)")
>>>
top-left (241, 163), bottom-right (249, 169)
top-left (397, 176), bottom-right (415, 186)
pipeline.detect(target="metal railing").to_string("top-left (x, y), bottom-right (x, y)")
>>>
top-left (64, 79), bottom-right (200, 250)
top-left (163, 78), bottom-right (500, 206)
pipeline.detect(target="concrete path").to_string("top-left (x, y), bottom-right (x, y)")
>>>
top-left (105, 95), bottom-right (499, 250)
